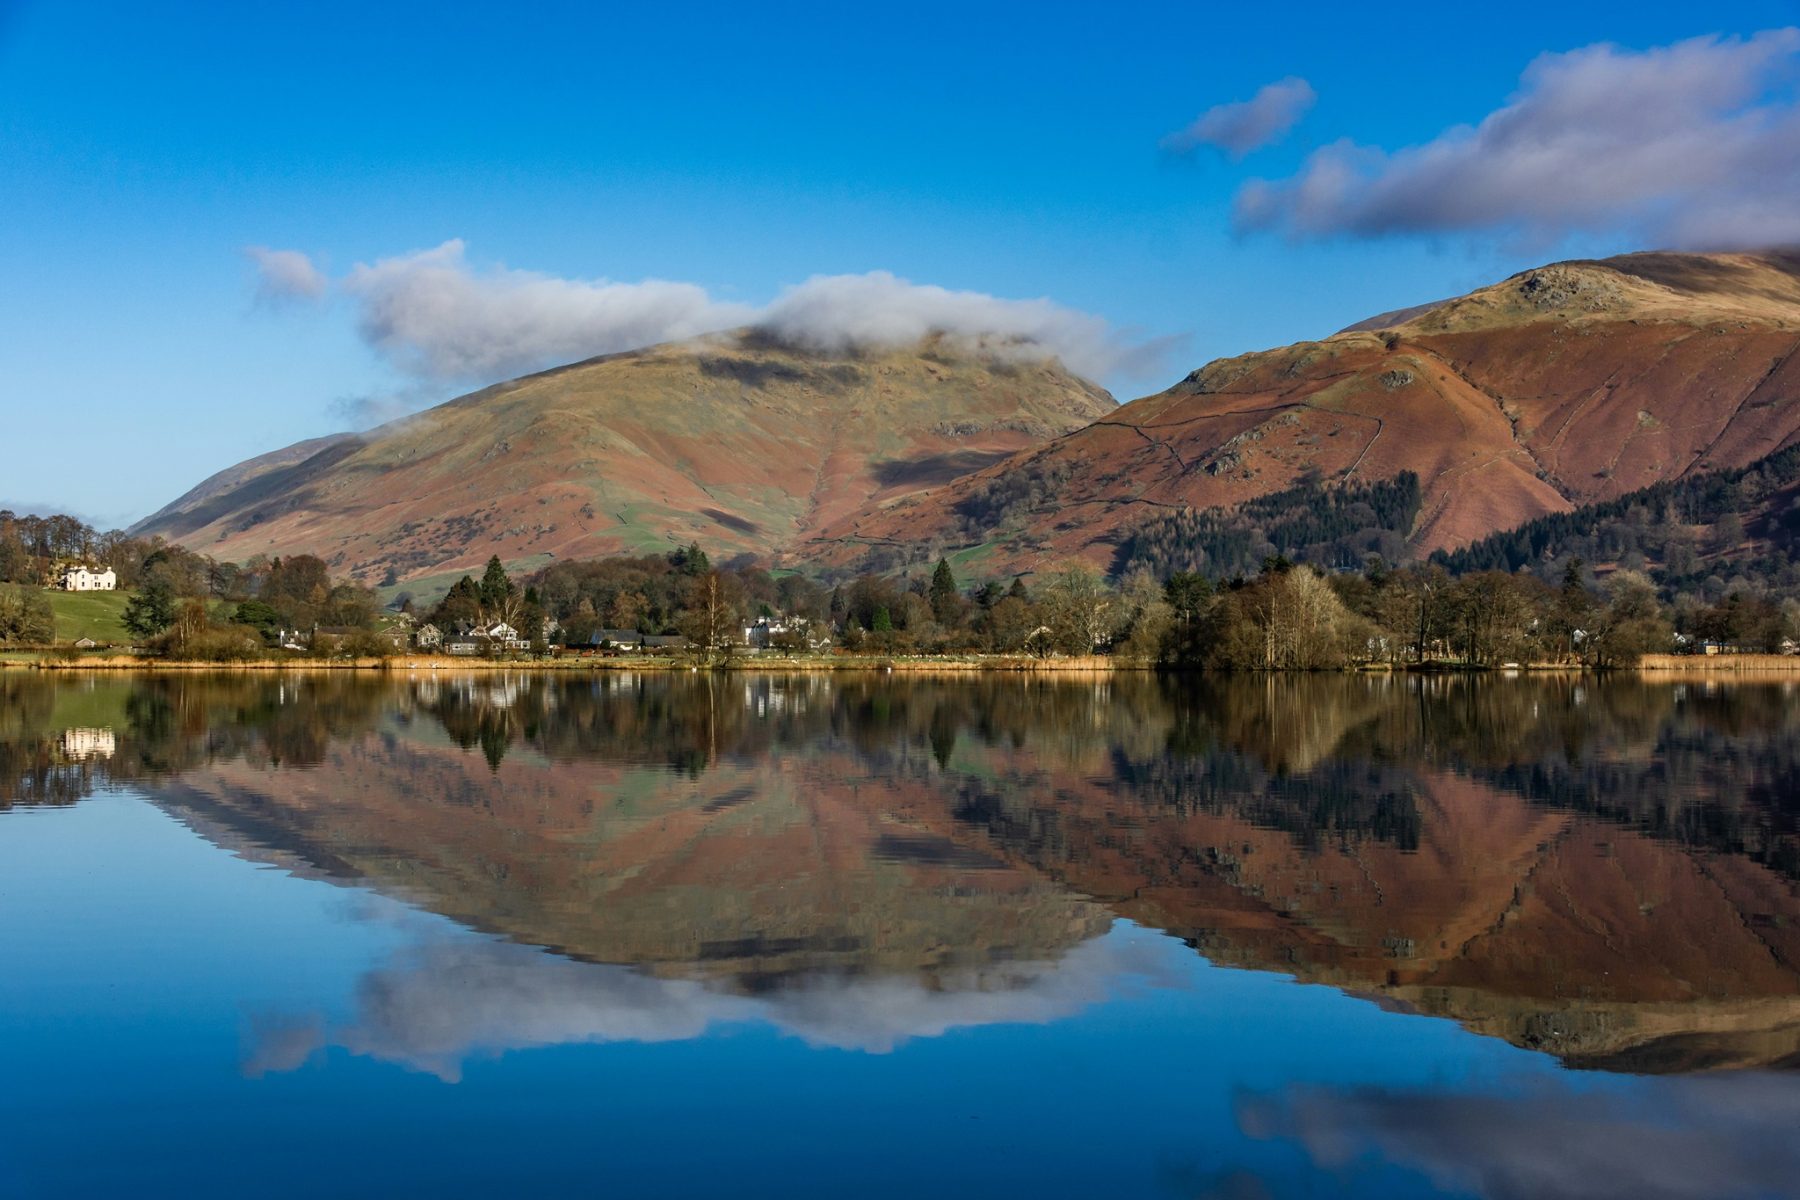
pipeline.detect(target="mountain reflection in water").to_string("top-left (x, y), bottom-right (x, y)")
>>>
top-left (8, 670), bottom-right (1800, 1198)
top-left (6, 670), bottom-right (1798, 1081)
top-left (3, 672), bottom-right (1800, 1072)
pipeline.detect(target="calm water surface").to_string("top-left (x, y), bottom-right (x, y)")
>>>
top-left (2, 671), bottom-right (1798, 1198)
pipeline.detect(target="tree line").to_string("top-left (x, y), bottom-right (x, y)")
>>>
top-left (1433, 441), bottom-right (1800, 605)
top-left (407, 540), bottom-right (1762, 670)
top-left (397, 520), bottom-right (1800, 669)
top-left (8, 673), bottom-right (1796, 882)
top-left (14, 436), bottom-right (1800, 669)
top-left (121, 551), bottom-right (386, 659)
top-left (0, 508), bottom-right (386, 655)
top-left (1116, 471), bottom-right (1422, 579)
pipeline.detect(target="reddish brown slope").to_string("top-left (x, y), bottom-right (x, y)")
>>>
top-left (813, 250), bottom-right (1800, 572)
top-left (134, 332), bottom-right (1112, 585)
top-left (905, 759), bottom-right (1800, 1071)
top-left (94, 669), bottom-right (1800, 1070)
top-left (157, 732), bottom-right (1108, 983)
top-left (159, 707), bottom-right (1800, 1071)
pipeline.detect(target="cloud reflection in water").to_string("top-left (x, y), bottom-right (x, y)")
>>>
top-left (1229, 1073), bottom-right (1800, 1200)
top-left (246, 926), bottom-right (1179, 1082)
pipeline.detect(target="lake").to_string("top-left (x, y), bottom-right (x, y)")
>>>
top-left (2, 670), bottom-right (1797, 1199)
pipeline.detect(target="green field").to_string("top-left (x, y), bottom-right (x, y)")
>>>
top-left (44, 589), bottom-right (134, 644)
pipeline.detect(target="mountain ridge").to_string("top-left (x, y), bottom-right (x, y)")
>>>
top-left (134, 330), bottom-right (1115, 585)
top-left (808, 249), bottom-right (1800, 575)
top-left (138, 249), bottom-right (1800, 585)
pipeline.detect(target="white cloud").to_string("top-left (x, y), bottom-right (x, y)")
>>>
top-left (758, 270), bottom-right (1164, 381)
top-left (1234, 30), bottom-right (1800, 249)
top-left (259, 240), bottom-right (1165, 397)
top-left (246, 246), bottom-right (327, 305)
top-left (342, 239), bottom-right (754, 382)
top-left (1163, 77), bottom-right (1316, 159)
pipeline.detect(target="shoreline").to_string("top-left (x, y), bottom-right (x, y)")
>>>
top-left (7, 652), bottom-right (1139, 673)
top-left (7, 651), bottom-right (1800, 674)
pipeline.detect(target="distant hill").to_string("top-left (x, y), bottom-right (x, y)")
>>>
top-left (1335, 297), bottom-right (1450, 334)
top-left (810, 250), bottom-right (1800, 576)
top-left (134, 332), bottom-right (1113, 586)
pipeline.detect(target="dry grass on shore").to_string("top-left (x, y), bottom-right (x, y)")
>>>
top-left (14, 652), bottom-right (1144, 674)
top-left (1637, 653), bottom-right (1800, 674)
top-left (12, 651), bottom-right (1799, 675)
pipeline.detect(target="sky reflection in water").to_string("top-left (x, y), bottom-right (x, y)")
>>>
top-left (1, 671), bottom-right (1797, 1199)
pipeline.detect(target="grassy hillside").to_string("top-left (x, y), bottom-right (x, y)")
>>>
top-left (45, 589), bottom-right (133, 644)
top-left (134, 332), bottom-right (1115, 585)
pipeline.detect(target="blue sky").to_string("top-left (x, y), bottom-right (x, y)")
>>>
top-left (3, 0), bottom-right (1798, 525)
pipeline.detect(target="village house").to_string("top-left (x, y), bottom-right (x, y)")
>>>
top-left (58, 564), bottom-right (117, 591)
top-left (474, 621), bottom-right (529, 651)
top-left (441, 620), bottom-right (532, 655)
top-left (414, 623), bottom-right (443, 650)
top-left (741, 615), bottom-right (832, 652)
top-left (742, 617), bottom-right (783, 649)
top-left (580, 629), bottom-right (692, 653)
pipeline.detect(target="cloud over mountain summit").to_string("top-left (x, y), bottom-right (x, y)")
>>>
top-left (249, 240), bottom-right (1169, 394)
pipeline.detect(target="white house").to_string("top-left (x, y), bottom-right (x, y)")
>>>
top-left (741, 615), bottom-right (832, 652)
top-left (742, 616), bottom-right (798, 648)
top-left (59, 565), bottom-right (117, 591)
top-left (474, 621), bottom-right (529, 650)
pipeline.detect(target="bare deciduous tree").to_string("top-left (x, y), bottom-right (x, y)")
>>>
top-left (678, 571), bottom-right (744, 668)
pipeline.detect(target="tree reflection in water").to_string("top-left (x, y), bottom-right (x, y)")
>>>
top-left (3, 669), bottom-right (1798, 1075)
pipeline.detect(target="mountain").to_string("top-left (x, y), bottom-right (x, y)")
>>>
top-left (810, 250), bottom-right (1800, 575)
top-left (142, 432), bottom-right (362, 520)
top-left (134, 332), bottom-right (1113, 587)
